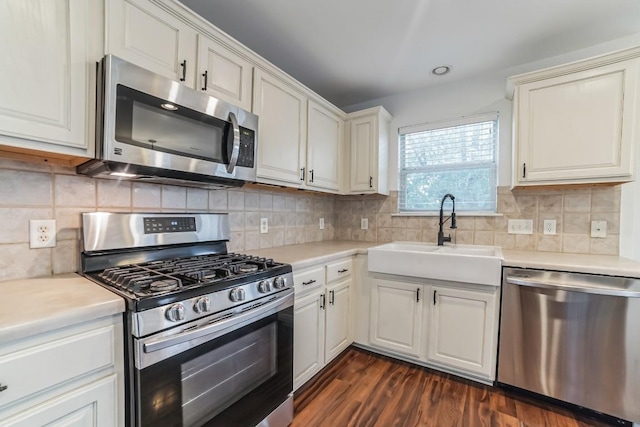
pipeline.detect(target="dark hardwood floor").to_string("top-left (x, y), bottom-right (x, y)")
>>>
top-left (293, 347), bottom-right (615, 427)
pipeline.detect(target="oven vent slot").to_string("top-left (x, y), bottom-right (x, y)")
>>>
top-left (240, 296), bottom-right (278, 313)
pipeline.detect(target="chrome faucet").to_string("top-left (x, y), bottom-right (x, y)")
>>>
top-left (437, 194), bottom-right (457, 246)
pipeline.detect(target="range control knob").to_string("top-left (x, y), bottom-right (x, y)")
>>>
top-left (165, 303), bottom-right (185, 322)
top-left (193, 296), bottom-right (211, 313)
top-left (229, 288), bottom-right (246, 302)
top-left (258, 280), bottom-right (272, 293)
top-left (273, 276), bottom-right (287, 289)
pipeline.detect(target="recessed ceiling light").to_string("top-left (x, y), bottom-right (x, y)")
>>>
top-left (160, 103), bottom-right (178, 111)
top-left (432, 65), bottom-right (452, 76)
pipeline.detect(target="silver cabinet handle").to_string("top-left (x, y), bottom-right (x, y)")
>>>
top-left (506, 276), bottom-right (640, 298)
top-left (338, 269), bottom-right (348, 273)
top-left (302, 279), bottom-right (316, 286)
top-left (0, 384), bottom-right (7, 392)
top-left (300, 167), bottom-right (305, 181)
top-left (329, 290), bottom-right (335, 305)
top-left (226, 111), bottom-right (240, 173)
top-left (320, 293), bottom-right (325, 309)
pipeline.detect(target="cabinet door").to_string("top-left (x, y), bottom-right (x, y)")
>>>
top-left (515, 59), bottom-right (638, 185)
top-left (197, 35), bottom-right (253, 111)
top-left (106, 0), bottom-right (197, 87)
top-left (307, 101), bottom-right (342, 191)
top-left (370, 278), bottom-right (423, 357)
top-left (325, 279), bottom-right (351, 362)
top-left (349, 115), bottom-right (377, 193)
top-left (0, 375), bottom-right (117, 427)
top-left (293, 291), bottom-right (325, 390)
top-left (253, 69), bottom-right (307, 186)
top-left (427, 286), bottom-right (496, 378)
top-left (0, 0), bottom-right (95, 155)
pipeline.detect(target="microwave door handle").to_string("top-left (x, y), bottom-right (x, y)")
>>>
top-left (226, 111), bottom-right (241, 173)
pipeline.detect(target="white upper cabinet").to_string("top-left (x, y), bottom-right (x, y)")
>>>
top-left (510, 48), bottom-right (640, 187)
top-left (106, 0), bottom-right (197, 87)
top-left (307, 101), bottom-right (343, 192)
top-left (346, 106), bottom-right (391, 195)
top-left (0, 0), bottom-right (99, 160)
top-left (197, 34), bottom-right (253, 111)
top-left (253, 69), bottom-right (307, 186)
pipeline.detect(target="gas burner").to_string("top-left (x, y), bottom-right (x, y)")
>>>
top-left (149, 278), bottom-right (180, 293)
top-left (237, 263), bottom-right (258, 274)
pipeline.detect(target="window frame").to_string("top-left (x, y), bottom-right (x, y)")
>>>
top-left (398, 112), bottom-right (499, 214)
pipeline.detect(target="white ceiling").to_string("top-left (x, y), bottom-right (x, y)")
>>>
top-left (179, 0), bottom-right (640, 108)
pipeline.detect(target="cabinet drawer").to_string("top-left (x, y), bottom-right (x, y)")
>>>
top-left (0, 325), bottom-right (115, 409)
top-left (326, 259), bottom-right (352, 283)
top-left (294, 266), bottom-right (325, 295)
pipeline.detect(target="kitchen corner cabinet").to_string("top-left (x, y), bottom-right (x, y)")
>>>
top-left (370, 278), bottom-right (423, 358)
top-left (107, 0), bottom-right (254, 110)
top-left (427, 286), bottom-right (496, 378)
top-left (0, 315), bottom-right (123, 426)
top-left (510, 48), bottom-right (640, 187)
top-left (293, 258), bottom-right (352, 390)
top-left (346, 106), bottom-right (391, 195)
top-left (0, 0), bottom-right (100, 160)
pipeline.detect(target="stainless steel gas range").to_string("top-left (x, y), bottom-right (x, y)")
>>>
top-left (80, 212), bottom-right (294, 427)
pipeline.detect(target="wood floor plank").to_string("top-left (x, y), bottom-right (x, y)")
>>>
top-left (294, 347), bottom-right (618, 427)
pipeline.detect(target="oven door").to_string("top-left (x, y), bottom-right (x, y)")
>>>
top-left (134, 293), bottom-right (293, 427)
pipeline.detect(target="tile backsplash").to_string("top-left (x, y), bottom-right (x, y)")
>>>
top-left (0, 157), bottom-right (622, 282)
top-left (0, 159), bottom-right (335, 282)
top-left (335, 187), bottom-right (621, 256)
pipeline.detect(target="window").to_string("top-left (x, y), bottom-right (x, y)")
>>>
top-left (398, 113), bottom-right (498, 213)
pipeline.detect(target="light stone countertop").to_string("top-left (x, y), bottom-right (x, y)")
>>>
top-left (0, 274), bottom-right (125, 343)
top-left (247, 241), bottom-right (640, 278)
top-left (501, 250), bottom-right (640, 278)
top-left (245, 241), bottom-right (379, 270)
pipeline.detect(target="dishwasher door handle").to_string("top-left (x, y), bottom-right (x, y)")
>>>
top-left (505, 276), bottom-right (640, 298)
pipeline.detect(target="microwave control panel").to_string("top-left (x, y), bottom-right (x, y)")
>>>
top-left (236, 128), bottom-right (255, 168)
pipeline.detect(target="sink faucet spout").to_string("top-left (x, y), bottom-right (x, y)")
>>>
top-left (438, 193), bottom-right (457, 246)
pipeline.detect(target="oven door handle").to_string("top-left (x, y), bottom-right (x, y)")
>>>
top-left (143, 292), bottom-right (293, 354)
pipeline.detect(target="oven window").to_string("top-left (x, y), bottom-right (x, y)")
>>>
top-left (115, 84), bottom-right (227, 163)
top-left (181, 323), bottom-right (277, 426)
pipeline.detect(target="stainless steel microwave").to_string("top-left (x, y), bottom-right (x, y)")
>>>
top-left (78, 55), bottom-right (258, 187)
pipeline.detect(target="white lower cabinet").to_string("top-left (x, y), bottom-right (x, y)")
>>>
top-left (293, 258), bottom-right (353, 390)
top-left (367, 274), bottom-right (499, 382)
top-left (0, 315), bottom-right (124, 426)
top-left (293, 290), bottom-right (325, 388)
top-left (369, 278), bottom-right (423, 358)
top-left (427, 286), bottom-right (497, 378)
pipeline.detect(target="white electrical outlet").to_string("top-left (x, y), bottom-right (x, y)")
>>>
top-left (543, 219), bottom-right (556, 235)
top-left (361, 218), bottom-right (368, 230)
top-left (507, 219), bottom-right (533, 235)
top-left (591, 220), bottom-right (607, 238)
top-left (30, 219), bottom-right (56, 248)
top-left (260, 218), bottom-right (269, 234)
top-left (319, 218), bottom-right (325, 230)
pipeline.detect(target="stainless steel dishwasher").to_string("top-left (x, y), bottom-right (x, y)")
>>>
top-left (498, 267), bottom-right (640, 423)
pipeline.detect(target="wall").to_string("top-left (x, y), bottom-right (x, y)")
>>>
top-left (0, 158), bottom-right (335, 282)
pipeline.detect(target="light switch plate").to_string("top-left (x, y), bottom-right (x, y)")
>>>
top-left (361, 218), bottom-right (368, 230)
top-left (260, 218), bottom-right (269, 234)
top-left (508, 219), bottom-right (533, 234)
top-left (591, 220), bottom-right (607, 238)
top-left (319, 218), bottom-right (325, 230)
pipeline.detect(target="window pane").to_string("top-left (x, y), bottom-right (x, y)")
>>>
top-left (399, 115), bottom-right (498, 213)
